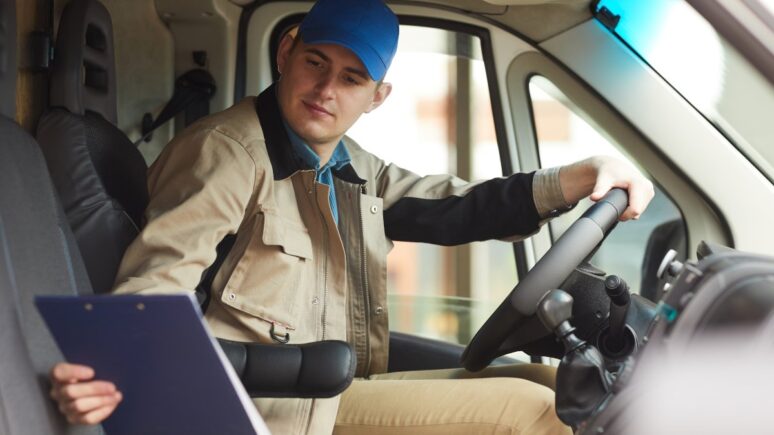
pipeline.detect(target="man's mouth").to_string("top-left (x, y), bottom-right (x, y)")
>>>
top-left (302, 101), bottom-right (333, 117)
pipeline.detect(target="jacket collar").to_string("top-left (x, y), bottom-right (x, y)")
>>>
top-left (255, 83), bottom-right (366, 185)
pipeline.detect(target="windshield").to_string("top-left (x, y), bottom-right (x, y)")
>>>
top-left (594, 0), bottom-right (774, 181)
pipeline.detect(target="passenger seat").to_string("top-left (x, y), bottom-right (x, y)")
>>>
top-left (36, 0), bottom-right (149, 294)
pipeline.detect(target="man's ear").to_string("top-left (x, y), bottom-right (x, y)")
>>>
top-left (276, 33), bottom-right (295, 75)
top-left (366, 82), bottom-right (392, 113)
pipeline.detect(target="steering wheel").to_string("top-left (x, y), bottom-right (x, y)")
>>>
top-left (461, 188), bottom-right (629, 371)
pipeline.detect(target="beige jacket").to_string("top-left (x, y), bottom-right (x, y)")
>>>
top-left (113, 84), bottom-right (568, 434)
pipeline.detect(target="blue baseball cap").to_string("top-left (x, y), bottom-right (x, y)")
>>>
top-left (298, 0), bottom-right (399, 81)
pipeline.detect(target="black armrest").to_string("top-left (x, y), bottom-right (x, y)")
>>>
top-left (217, 339), bottom-right (356, 399)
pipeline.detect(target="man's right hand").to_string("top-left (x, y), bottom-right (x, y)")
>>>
top-left (49, 363), bottom-right (122, 425)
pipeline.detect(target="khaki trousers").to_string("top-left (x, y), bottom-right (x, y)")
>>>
top-left (334, 364), bottom-right (572, 435)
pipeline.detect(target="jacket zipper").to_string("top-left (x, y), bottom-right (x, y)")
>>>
top-left (306, 178), bottom-right (329, 435)
top-left (358, 183), bottom-right (372, 374)
top-left (313, 180), bottom-right (330, 341)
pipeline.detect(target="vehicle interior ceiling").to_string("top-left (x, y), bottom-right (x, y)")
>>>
top-left (15, 0), bottom-right (593, 165)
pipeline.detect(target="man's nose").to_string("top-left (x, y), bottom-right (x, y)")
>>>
top-left (314, 72), bottom-right (336, 99)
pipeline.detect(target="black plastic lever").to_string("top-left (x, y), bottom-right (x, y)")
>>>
top-left (603, 275), bottom-right (631, 354)
top-left (537, 289), bottom-right (614, 427)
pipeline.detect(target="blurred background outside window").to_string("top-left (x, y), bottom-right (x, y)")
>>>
top-left (347, 26), bottom-right (517, 346)
top-left (529, 76), bottom-right (686, 299)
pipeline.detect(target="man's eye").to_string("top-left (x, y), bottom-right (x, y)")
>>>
top-left (343, 75), bottom-right (359, 85)
top-left (306, 59), bottom-right (322, 68)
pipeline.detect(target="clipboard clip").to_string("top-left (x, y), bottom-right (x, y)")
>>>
top-left (269, 322), bottom-right (290, 344)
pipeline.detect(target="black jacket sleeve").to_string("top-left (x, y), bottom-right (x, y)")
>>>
top-left (383, 171), bottom-right (539, 245)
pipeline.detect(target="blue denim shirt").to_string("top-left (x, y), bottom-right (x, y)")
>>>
top-left (282, 121), bottom-right (352, 225)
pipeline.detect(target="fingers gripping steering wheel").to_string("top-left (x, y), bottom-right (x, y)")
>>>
top-left (461, 189), bottom-right (629, 371)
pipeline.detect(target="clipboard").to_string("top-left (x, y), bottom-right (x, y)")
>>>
top-left (35, 294), bottom-right (271, 435)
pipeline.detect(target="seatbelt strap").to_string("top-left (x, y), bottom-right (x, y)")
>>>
top-left (195, 233), bottom-right (236, 312)
top-left (135, 68), bottom-right (216, 145)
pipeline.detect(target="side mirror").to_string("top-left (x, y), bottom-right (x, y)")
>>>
top-left (639, 219), bottom-right (687, 301)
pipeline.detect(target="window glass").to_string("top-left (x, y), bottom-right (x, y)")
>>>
top-left (347, 26), bottom-right (517, 345)
top-left (595, 0), bottom-right (774, 181)
top-left (530, 75), bottom-right (687, 299)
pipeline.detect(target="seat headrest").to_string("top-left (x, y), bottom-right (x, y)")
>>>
top-left (50, 0), bottom-right (117, 124)
top-left (0, 0), bottom-right (17, 118)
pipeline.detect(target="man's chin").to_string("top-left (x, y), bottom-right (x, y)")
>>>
top-left (292, 125), bottom-right (339, 147)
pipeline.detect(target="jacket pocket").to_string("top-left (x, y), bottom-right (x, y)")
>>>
top-left (220, 211), bottom-right (313, 332)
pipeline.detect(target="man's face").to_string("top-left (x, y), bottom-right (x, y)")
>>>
top-left (276, 34), bottom-right (391, 148)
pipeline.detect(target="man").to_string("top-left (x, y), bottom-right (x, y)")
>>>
top-left (50, 0), bottom-right (653, 433)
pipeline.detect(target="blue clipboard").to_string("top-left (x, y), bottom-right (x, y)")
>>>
top-left (35, 294), bottom-right (270, 435)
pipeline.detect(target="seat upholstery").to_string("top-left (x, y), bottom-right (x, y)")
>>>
top-left (37, 0), bottom-right (148, 294)
top-left (0, 118), bottom-right (100, 435)
top-left (37, 109), bottom-right (148, 294)
top-left (0, 1), bottom-right (100, 433)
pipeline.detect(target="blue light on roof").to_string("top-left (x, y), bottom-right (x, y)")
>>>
top-left (594, 0), bottom-right (774, 179)
top-left (595, 0), bottom-right (675, 60)
top-left (594, 0), bottom-right (726, 113)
